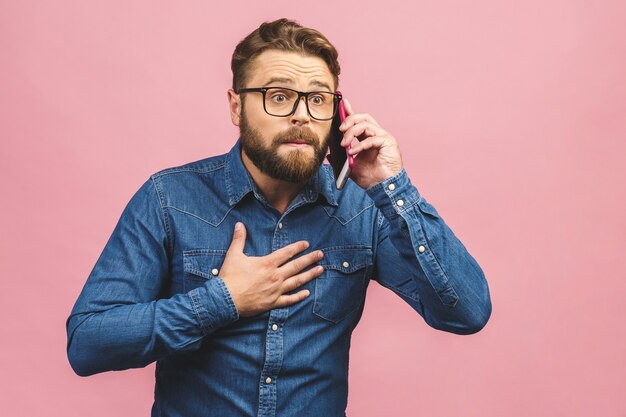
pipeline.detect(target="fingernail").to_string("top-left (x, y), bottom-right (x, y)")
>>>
top-left (318, 250), bottom-right (324, 259)
top-left (303, 241), bottom-right (310, 249)
top-left (317, 266), bottom-right (324, 272)
top-left (235, 222), bottom-right (242, 231)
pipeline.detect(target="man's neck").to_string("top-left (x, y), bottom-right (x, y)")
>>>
top-left (240, 150), bottom-right (306, 215)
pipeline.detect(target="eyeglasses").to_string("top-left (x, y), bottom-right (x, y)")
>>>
top-left (237, 87), bottom-right (342, 121)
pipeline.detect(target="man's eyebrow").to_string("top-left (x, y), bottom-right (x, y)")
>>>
top-left (264, 77), bottom-right (294, 86)
top-left (263, 77), bottom-right (333, 92)
top-left (310, 80), bottom-right (333, 91)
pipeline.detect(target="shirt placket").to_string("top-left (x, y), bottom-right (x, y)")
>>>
top-left (256, 217), bottom-right (291, 417)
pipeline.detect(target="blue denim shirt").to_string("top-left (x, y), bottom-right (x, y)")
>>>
top-left (67, 139), bottom-right (491, 417)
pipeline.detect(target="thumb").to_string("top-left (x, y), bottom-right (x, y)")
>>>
top-left (227, 222), bottom-right (247, 255)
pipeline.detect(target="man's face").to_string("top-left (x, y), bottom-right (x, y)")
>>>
top-left (231, 50), bottom-right (335, 183)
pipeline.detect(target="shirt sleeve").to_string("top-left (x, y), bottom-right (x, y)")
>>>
top-left (66, 177), bottom-right (239, 377)
top-left (366, 169), bottom-right (492, 335)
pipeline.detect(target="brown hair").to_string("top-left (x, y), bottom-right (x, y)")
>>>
top-left (231, 18), bottom-right (341, 93)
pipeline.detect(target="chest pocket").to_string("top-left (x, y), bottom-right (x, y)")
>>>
top-left (182, 249), bottom-right (227, 292)
top-left (313, 246), bottom-right (373, 324)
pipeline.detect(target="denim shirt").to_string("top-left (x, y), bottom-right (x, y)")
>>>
top-left (66, 139), bottom-right (491, 417)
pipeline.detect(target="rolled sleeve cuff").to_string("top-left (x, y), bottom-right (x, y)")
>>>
top-left (189, 277), bottom-right (239, 335)
top-left (365, 169), bottom-right (422, 218)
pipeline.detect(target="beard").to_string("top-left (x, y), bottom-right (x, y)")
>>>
top-left (238, 105), bottom-right (331, 183)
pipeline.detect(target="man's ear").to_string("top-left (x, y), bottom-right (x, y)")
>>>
top-left (227, 89), bottom-right (241, 126)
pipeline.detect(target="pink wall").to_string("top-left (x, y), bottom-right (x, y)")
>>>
top-left (2, 1), bottom-right (625, 416)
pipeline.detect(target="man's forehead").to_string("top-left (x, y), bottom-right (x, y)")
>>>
top-left (248, 50), bottom-right (334, 90)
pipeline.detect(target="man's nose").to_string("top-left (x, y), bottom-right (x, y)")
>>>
top-left (290, 96), bottom-right (311, 125)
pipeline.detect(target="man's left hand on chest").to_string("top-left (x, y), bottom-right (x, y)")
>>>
top-left (338, 97), bottom-right (404, 190)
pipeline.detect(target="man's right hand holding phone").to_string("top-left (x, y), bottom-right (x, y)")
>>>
top-left (337, 97), bottom-right (404, 190)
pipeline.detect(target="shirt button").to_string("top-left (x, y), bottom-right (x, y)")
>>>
top-left (388, 183), bottom-right (396, 191)
top-left (272, 324), bottom-right (278, 331)
top-left (397, 199), bottom-right (404, 207)
top-left (278, 222), bottom-right (283, 229)
top-left (418, 245), bottom-right (426, 253)
top-left (265, 377), bottom-right (272, 384)
top-left (342, 261), bottom-right (350, 268)
top-left (211, 268), bottom-right (219, 275)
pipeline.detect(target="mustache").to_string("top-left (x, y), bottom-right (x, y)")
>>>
top-left (273, 127), bottom-right (319, 146)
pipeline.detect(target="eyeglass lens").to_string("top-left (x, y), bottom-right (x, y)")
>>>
top-left (264, 88), bottom-right (335, 119)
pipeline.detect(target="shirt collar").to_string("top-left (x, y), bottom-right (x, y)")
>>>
top-left (224, 139), bottom-right (338, 208)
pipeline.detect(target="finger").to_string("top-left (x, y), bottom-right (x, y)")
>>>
top-left (268, 240), bottom-right (310, 267)
top-left (339, 113), bottom-right (380, 133)
top-left (341, 122), bottom-right (383, 147)
top-left (279, 249), bottom-right (324, 277)
top-left (348, 136), bottom-right (386, 155)
top-left (273, 289), bottom-right (311, 308)
top-left (281, 265), bottom-right (324, 293)
top-left (226, 222), bottom-right (247, 254)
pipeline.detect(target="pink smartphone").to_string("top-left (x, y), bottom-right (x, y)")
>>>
top-left (328, 91), bottom-right (354, 189)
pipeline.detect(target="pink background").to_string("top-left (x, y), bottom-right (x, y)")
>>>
top-left (1, 1), bottom-right (625, 416)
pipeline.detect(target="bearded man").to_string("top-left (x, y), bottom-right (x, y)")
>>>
top-left (67, 18), bottom-right (492, 417)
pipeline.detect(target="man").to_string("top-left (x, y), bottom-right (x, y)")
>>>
top-left (67, 18), bottom-right (491, 417)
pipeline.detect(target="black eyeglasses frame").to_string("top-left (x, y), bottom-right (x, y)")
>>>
top-left (237, 87), bottom-right (342, 121)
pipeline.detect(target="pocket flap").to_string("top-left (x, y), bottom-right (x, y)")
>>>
top-left (182, 249), bottom-right (227, 280)
top-left (319, 246), bottom-right (373, 273)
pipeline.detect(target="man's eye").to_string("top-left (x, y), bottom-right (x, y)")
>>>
top-left (310, 95), bottom-right (325, 105)
top-left (271, 94), bottom-right (287, 103)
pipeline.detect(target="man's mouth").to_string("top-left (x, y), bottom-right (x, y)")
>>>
top-left (282, 139), bottom-right (313, 147)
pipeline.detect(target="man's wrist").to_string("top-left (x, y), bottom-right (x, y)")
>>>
top-left (359, 166), bottom-right (403, 190)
